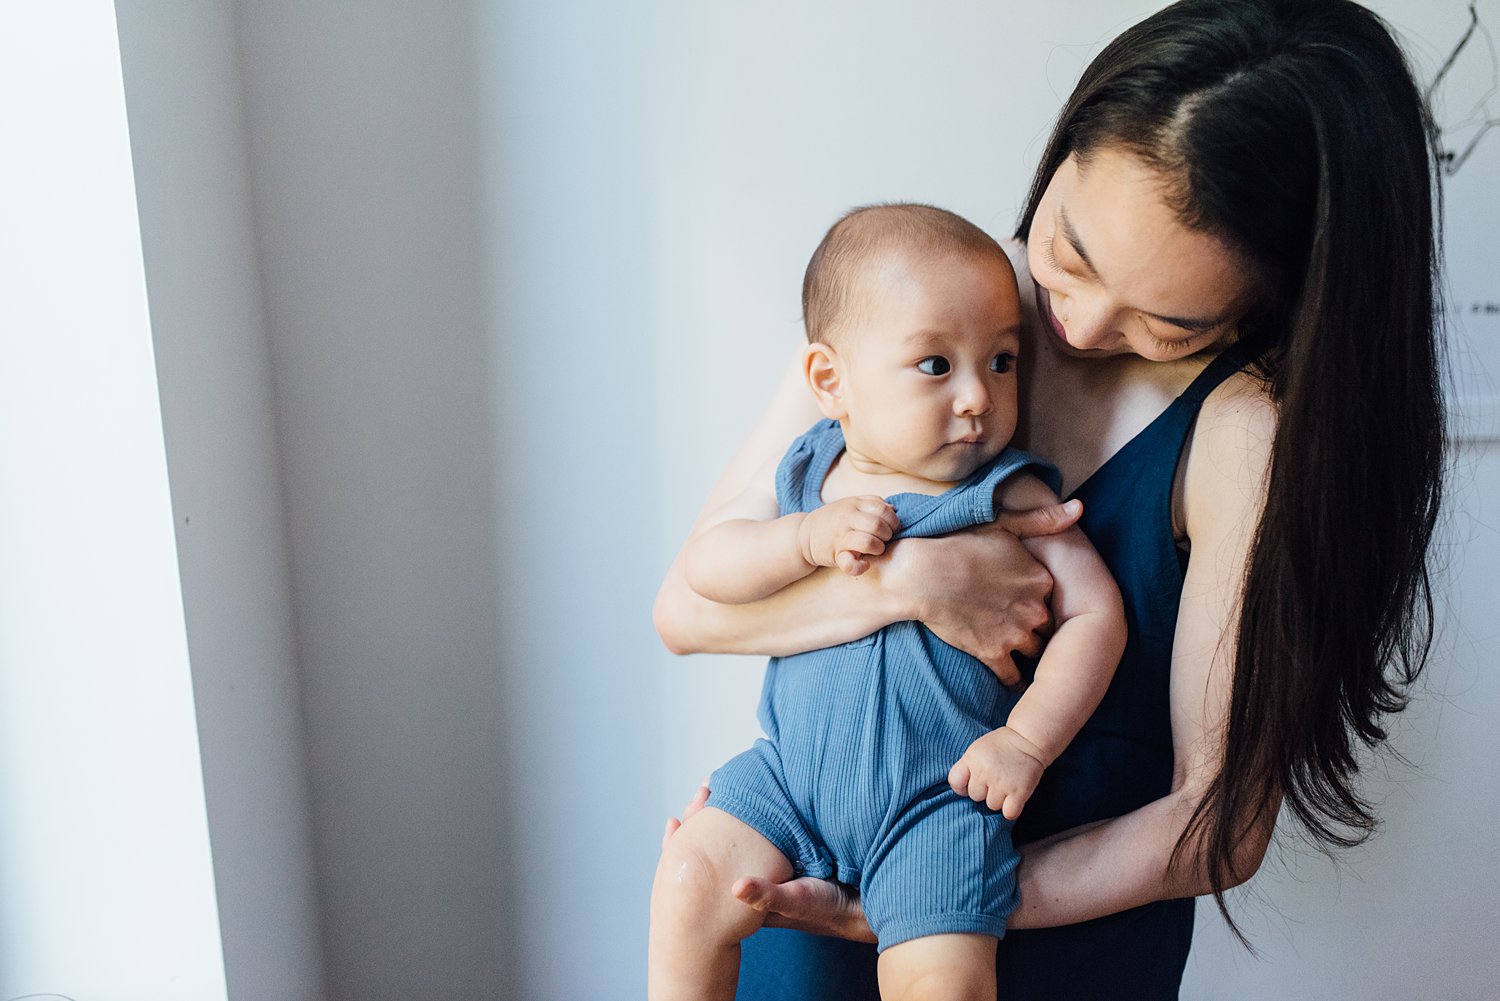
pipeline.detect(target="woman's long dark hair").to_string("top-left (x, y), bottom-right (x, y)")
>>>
top-left (1017, 0), bottom-right (1446, 937)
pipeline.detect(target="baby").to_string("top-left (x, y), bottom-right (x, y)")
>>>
top-left (649, 204), bottom-right (1126, 1001)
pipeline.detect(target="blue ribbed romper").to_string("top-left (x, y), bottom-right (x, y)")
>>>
top-left (734, 347), bottom-right (1252, 999)
top-left (706, 418), bottom-right (1061, 951)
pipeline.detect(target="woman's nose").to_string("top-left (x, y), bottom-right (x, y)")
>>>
top-left (1053, 291), bottom-right (1121, 351)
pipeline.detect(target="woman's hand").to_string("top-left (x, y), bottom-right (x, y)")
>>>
top-left (731, 874), bottom-right (875, 944)
top-left (661, 784), bottom-right (877, 944)
top-left (887, 501), bottom-right (1081, 687)
top-left (660, 782), bottom-right (711, 848)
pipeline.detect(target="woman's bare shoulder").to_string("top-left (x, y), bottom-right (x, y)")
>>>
top-left (1181, 368), bottom-right (1277, 537)
top-left (1198, 367), bottom-right (1277, 440)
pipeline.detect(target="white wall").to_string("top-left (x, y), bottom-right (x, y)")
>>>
top-left (1182, 440), bottom-right (1500, 998)
top-left (227, 3), bottom-right (515, 998)
top-left (0, 4), bottom-right (228, 998)
top-left (473, 4), bottom-right (674, 997)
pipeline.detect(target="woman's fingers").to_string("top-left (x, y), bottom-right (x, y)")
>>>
top-left (661, 816), bottom-right (681, 851)
top-left (685, 781), bottom-right (710, 818)
top-left (662, 782), bottom-right (712, 850)
top-left (889, 520), bottom-right (1058, 685)
top-left (732, 875), bottom-right (877, 944)
top-left (993, 499), bottom-right (1082, 539)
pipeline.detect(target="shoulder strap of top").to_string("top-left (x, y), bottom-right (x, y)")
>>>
top-left (1177, 342), bottom-right (1252, 408)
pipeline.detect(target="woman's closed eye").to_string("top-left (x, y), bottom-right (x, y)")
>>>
top-left (1041, 231), bottom-right (1085, 279)
top-left (1040, 234), bottom-right (1066, 275)
top-left (1142, 320), bottom-right (1214, 355)
top-left (917, 356), bottom-right (952, 376)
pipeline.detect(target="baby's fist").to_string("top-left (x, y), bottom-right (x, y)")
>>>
top-left (948, 727), bottom-right (1047, 820)
top-left (798, 496), bottom-right (899, 576)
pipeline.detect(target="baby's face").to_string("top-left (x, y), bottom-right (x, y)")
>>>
top-left (835, 250), bottom-right (1021, 485)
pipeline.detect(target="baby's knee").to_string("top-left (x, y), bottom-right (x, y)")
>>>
top-left (651, 831), bottom-right (742, 937)
top-left (650, 811), bottom-right (788, 941)
top-left (653, 827), bottom-right (724, 907)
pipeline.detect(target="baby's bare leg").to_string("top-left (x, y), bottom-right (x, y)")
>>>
top-left (648, 806), bottom-right (795, 1001)
top-left (876, 933), bottom-right (997, 1001)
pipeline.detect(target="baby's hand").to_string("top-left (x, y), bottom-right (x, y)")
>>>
top-left (797, 496), bottom-right (899, 576)
top-left (948, 727), bottom-right (1047, 820)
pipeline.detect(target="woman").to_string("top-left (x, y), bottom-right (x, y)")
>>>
top-left (653, 0), bottom-right (1445, 996)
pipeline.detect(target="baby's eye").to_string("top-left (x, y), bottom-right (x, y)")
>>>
top-left (990, 353), bottom-right (1015, 374)
top-left (916, 356), bottom-right (951, 376)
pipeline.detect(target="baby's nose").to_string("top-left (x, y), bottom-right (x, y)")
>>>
top-left (955, 379), bottom-right (992, 417)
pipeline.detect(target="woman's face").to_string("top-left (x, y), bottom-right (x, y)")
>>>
top-left (1027, 147), bottom-right (1260, 361)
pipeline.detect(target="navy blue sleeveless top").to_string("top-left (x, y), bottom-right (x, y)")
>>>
top-left (993, 345), bottom-right (1252, 998)
top-left (737, 347), bottom-right (1251, 1001)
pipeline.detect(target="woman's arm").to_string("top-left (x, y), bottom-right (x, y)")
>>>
top-left (1006, 374), bottom-right (1279, 928)
top-left (654, 355), bottom-right (1078, 677)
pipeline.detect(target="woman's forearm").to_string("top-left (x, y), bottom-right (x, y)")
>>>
top-left (1009, 796), bottom-right (1191, 929)
top-left (653, 547), bottom-right (906, 657)
top-left (1008, 789), bottom-right (1273, 929)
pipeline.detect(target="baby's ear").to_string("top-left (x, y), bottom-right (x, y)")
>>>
top-left (803, 342), bottom-right (848, 420)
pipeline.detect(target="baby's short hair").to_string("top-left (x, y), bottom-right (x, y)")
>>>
top-left (802, 203), bottom-right (1008, 344)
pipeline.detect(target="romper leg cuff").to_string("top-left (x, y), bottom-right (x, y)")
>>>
top-left (705, 788), bottom-right (835, 880)
top-left (874, 911), bottom-right (1011, 953)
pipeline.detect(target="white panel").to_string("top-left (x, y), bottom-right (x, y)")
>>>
top-left (0, 2), bottom-right (227, 998)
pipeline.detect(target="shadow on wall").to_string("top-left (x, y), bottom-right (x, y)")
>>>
top-left (125, 0), bottom-right (672, 997)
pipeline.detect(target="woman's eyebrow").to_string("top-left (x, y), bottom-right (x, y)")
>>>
top-left (1057, 206), bottom-right (1099, 276)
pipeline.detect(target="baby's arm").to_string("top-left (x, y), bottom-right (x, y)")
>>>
top-left (949, 473), bottom-right (1126, 819)
top-left (682, 456), bottom-right (899, 605)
